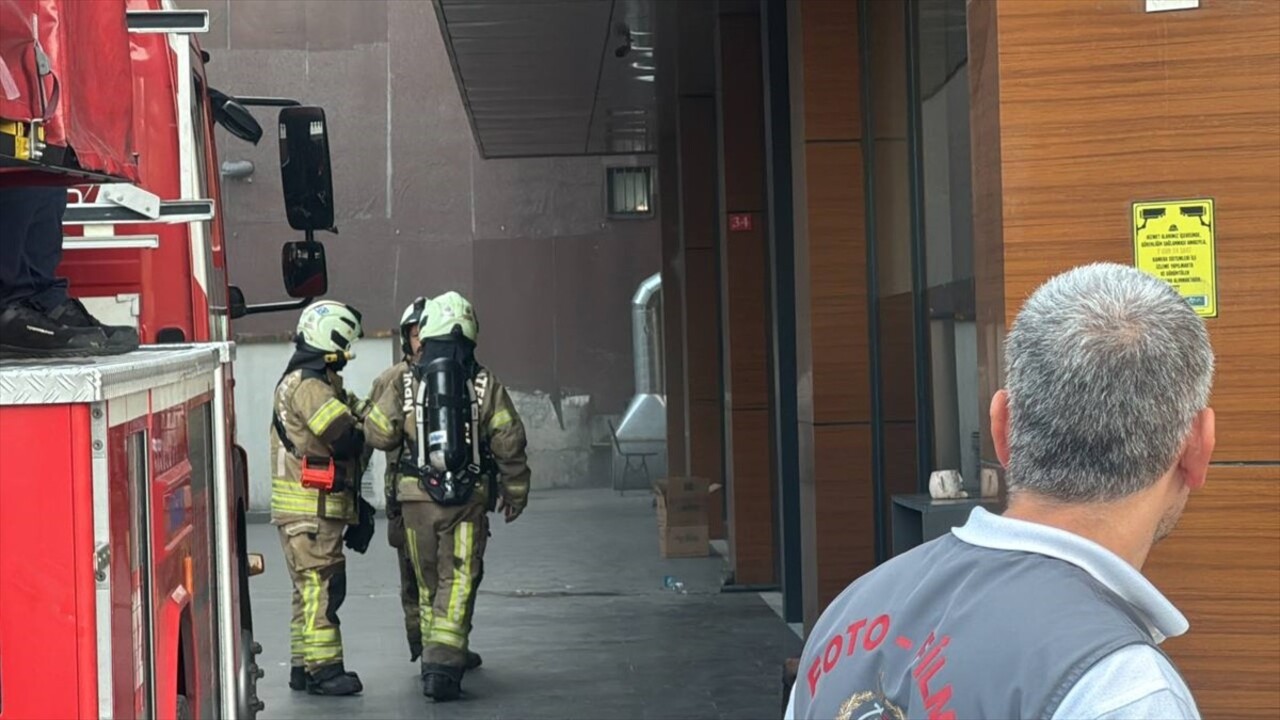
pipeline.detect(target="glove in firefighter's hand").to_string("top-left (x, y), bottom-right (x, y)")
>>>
top-left (497, 496), bottom-right (523, 524)
top-left (346, 392), bottom-right (373, 422)
top-left (344, 496), bottom-right (377, 554)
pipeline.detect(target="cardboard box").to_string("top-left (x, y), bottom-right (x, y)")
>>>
top-left (654, 476), bottom-right (710, 525)
top-left (659, 524), bottom-right (711, 558)
top-left (654, 477), bottom-right (711, 558)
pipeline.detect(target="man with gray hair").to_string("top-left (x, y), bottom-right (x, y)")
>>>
top-left (786, 263), bottom-right (1216, 719)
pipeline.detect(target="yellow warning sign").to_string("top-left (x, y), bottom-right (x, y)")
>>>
top-left (1132, 198), bottom-right (1217, 318)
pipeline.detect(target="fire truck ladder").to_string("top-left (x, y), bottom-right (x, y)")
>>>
top-left (62, 184), bottom-right (214, 227)
top-left (125, 9), bottom-right (210, 34)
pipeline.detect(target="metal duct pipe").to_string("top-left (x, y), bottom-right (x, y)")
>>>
top-left (631, 272), bottom-right (663, 395)
top-left (615, 272), bottom-right (666, 446)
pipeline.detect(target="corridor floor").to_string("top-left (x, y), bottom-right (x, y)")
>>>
top-left (249, 488), bottom-right (801, 719)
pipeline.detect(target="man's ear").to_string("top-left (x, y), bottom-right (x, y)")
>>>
top-left (1179, 407), bottom-right (1216, 491)
top-left (991, 390), bottom-right (1012, 468)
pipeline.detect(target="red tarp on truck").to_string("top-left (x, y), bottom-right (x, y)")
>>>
top-left (0, 0), bottom-right (137, 180)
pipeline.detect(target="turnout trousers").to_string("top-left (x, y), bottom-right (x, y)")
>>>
top-left (278, 518), bottom-right (349, 674)
top-left (401, 499), bottom-right (488, 669)
top-left (386, 499), bottom-right (423, 654)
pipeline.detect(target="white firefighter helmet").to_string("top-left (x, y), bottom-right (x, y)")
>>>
top-left (399, 296), bottom-right (428, 356)
top-left (417, 291), bottom-right (478, 343)
top-left (296, 299), bottom-right (364, 359)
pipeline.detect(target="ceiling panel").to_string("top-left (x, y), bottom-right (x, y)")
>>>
top-left (436, 0), bottom-right (658, 158)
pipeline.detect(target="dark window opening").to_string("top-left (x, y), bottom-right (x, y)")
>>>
top-left (606, 166), bottom-right (654, 219)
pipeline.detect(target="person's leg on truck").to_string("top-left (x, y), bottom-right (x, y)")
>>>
top-left (0, 186), bottom-right (138, 357)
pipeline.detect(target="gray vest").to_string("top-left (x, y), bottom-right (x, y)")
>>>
top-left (792, 534), bottom-right (1170, 719)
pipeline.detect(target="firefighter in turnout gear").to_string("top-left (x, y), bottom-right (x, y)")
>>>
top-left (270, 300), bottom-right (386, 696)
top-left (364, 291), bottom-right (531, 702)
top-left (368, 297), bottom-right (430, 661)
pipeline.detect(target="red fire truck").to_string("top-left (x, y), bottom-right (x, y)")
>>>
top-left (1, 1), bottom-right (336, 717)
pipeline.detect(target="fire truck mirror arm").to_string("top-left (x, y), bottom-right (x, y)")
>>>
top-left (226, 239), bottom-right (329, 317)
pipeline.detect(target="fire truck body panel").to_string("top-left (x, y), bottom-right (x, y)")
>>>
top-left (1, 0), bottom-right (334, 714)
top-left (0, 402), bottom-right (96, 720)
top-left (48, 7), bottom-right (253, 716)
top-left (0, 345), bottom-right (233, 719)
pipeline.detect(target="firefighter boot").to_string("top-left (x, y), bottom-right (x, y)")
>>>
top-left (289, 667), bottom-right (307, 691)
top-left (308, 664), bottom-right (364, 696)
top-left (293, 666), bottom-right (361, 693)
top-left (421, 664), bottom-right (463, 702)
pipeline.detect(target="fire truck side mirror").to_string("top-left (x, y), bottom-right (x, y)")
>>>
top-left (227, 285), bottom-right (249, 319)
top-left (209, 87), bottom-right (263, 145)
top-left (282, 240), bottom-right (328, 299)
top-left (278, 106), bottom-right (336, 233)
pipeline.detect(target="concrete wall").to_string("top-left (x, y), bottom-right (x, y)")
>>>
top-left (234, 339), bottom-right (606, 512)
top-left (189, 0), bottom-right (667, 495)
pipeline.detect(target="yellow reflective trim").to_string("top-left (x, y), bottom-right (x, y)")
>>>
top-left (405, 525), bottom-right (435, 640)
top-left (291, 620), bottom-right (305, 655)
top-left (489, 408), bottom-right (513, 430)
top-left (366, 405), bottom-right (393, 434)
top-left (432, 617), bottom-right (465, 633)
top-left (308, 648), bottom-right (343, 663)
top-left (426, 626), bottom-right (467, 649)
top-left (304, 570), bottom-right (320, 634)
top-left (447, 522), bottom-right (475, 625)
top-left (271, 477), bottom-right (354, 518)
top-left (307, 398), bottom-right (348, 436)
top-left (302, 570), bottom-right (344, 664)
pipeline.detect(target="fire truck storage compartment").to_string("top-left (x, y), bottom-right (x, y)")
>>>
top-left (0, 343), bottom-right (233, 719)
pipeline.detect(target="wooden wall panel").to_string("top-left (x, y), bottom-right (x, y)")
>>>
top-left (660, 124), bottom-right (689, 476)
top-left (1146, 466), bottom-right (1280, 718)
top-left (966, 0), bottom-right (1006, 468)
top-left (718, 10), bottom-right (776, 586)
top-left (799, 0), bottom-right (860, 141)
top-left (689, 400), bottom-right (726, 477)
top-left (685, 249), bottom-right (722, 400)
top-left (719, 14), bottom-right (767, 214)
top-left (680, 97), bottom-right (720, 251)
top-left (882, 422), bottom-right (919, 532)
top-left (812, 425), bottom-right (875, 609)
top-left (678, 96), bottom-right (725, 488)
top-left (970, 2), bottom-right (1280, 716)
top-left (690, 399), bottom-right (727, 539)
top-left (724, 227), bottom-right (771, 412)
top-left (725, 408), bottom-right (776, 585)
top-left (866, 0), bottom-right (906, 141)
top-left (878, 293), bottom-right (917, 423)
top-left (794, 0), bottom-right (874, 627)
top-left (806, 143), bottom-right (870, 424)
top-left (989, 0), bottom-right (1280, 462)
